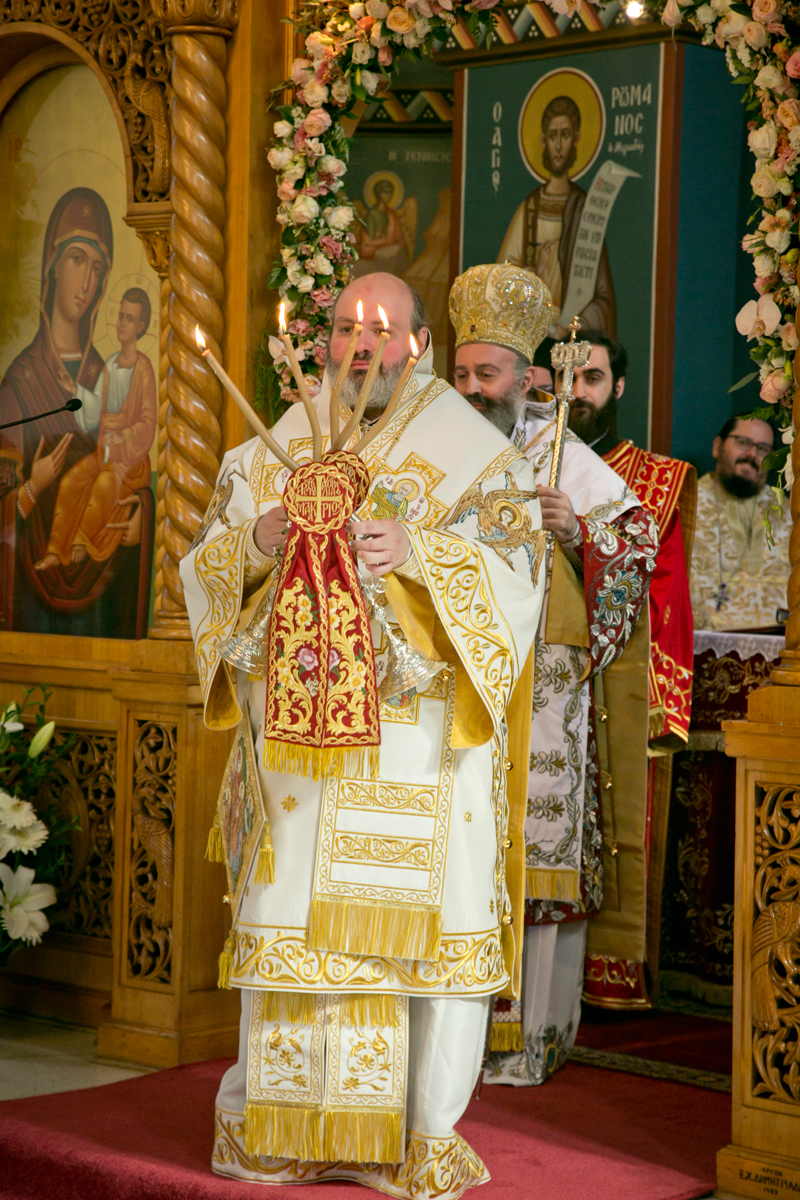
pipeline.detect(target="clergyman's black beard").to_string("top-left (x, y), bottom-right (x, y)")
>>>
top-left (464, 387), bottom-right (523, 437)
top-left (568, 394), bottom-right (617, 446)
top-left (325, 353), bottom-right (408, 414)
top-left (718, 462), bottom-right (762, 499)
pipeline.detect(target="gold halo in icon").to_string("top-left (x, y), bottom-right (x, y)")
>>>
top-left (518, 67), bottom-right (605, 184)
top-left (364, 170), bottom-right (405, 210)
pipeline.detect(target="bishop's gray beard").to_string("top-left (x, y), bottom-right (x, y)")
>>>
top-left (465, 380), bottom-right (528, 437)
top-left (325, 354), bottom-right (409, 415)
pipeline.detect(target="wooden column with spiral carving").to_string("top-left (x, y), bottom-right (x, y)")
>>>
top-left (715, 325), bottom-right (800, 1195)
top-left (148, 0), bottom-right (240, 639)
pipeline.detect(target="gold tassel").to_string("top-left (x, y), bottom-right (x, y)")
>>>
top-left (217, 929), bottom-right (236, 990)
top-left (262, 991), bottom-right (317, 1026)
top-left (490, 1020), bottom-right (524, 1052)
top-left (244, 1102), bottom-right (324, 1161)
top-left (254, 823), bottom-right (275, 885)
top-left (526, 867), bottom-right (581, 902)
top-left (340, 992), bottom-right (401, 1029)
top-left (205, 811), bottom-right (224, 863)
top-left (263, 740), bottom-right (379, 782)
top-left (323, 1108), bottom-right (404, 1166)
top-left (308, 896), bottom-right (442, 962)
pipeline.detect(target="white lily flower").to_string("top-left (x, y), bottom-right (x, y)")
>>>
top-left (0, 863), bottom-right (56, 945)
top-left (6, 820), bottom-right (49, 854)
top-left (1, 704), bottom-right (24, 734)
top-left (0, 791), bottom-right (37, 829)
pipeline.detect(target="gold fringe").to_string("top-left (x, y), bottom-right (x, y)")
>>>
top-left (490, 1020), bottom-right (524, 1053)
top-left (262, 991), bottom-right (317, 1026)
top-left (244, 1102), bottom-right (324, 1161)
top-left (324, 1107), bottom-right (404, 1166)
top-left (526, 866), bottom-right (581, 902)
top-left (648, 703), bottom-right (666, 740)
top-left (217, 929), bottom-right (236, 990)
top-left (308, 896), bottom-right (442, 962)
top-left (205, 812), bottom-right (224, 863)
top-left (264, 739), bottom-right (379, 782)
top-left (340, 992), bottom-right (401, 1029)
top-left (254, 824), bottom-right (275, 885)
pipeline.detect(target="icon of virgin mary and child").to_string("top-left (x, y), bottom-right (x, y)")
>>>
top-left (0, 187), bottom-right (156, 638)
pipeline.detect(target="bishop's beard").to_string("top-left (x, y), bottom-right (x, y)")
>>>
top-left (325, 351), bottom-right (409, 416)
top-left (464, 379), bottom-right (529, 437)
top-left (568, 394), bottom-right (617, 446)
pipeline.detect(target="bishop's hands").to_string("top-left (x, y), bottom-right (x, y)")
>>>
top-left (253, 506), bottom-right (289, 558)
top-left (537, 485), bottom-right (581, 544)
top-left (349, 519), bottom-right (411, 577)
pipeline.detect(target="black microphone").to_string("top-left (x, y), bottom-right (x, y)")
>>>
top-left (0, 398), bottom-right (82, 432)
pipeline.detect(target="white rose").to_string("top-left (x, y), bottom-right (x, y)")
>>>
top-left (284, 163), bottom-right (305, 184)
top-left (310, 252), bottom-right (334, 275)
top-left (352, 41), bottom-right (374, 63)
top-left (766, 229), bottom-right (792, 253)
top-left (331, 78), bottom-right (352, 104)
top-left (297, 275), bottom-right (316, 293)
top-left (752, 165), bottom-right (780, 197)
top-left (349, 2), bottom-right (367, 15)
top-left (370, 24), bottom-right (389, 46)
top-left (290, 194), bottom-right (320, 224)
top-left (361, 70), bottom-right (380, 94)
top-left (319, 154), bottom-right (347, 177)
top-left (326, 205), bottom-right (354, 230)
top-left (286, 260), bottom-right (304, 285)
top-left (754, 250), bottom-right (779, 275)
top-left (717, 10), bottom-right (748, 38)
top-left (696, 3), bottom-right (715, 19)
top-left (274, 120), bottom-right (293, 139)
top-left (268, 146), bottom-right (295, 170)
top-left (756, 64), bottom-right (786, 91)
top-left (749, 120), bottom-right (778, 160)
top-left (366, 0), bottom-right (390, 15)
top-left (305, 32), bottom-right (331, 59)
top-left (302, 80), bottom-right (330, 108)
top-left (743, 20), bottom-right (768, 48)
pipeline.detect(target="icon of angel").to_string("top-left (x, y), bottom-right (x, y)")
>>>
top-left (353, 170), bottom-right (418, 279)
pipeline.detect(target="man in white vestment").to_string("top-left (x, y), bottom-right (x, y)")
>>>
top-left (180, 272), bottom-right (548, 1197)
top-left (691, 412), bottom-right (790, 631)
top-left (449, 264), bottom-right (658, 1084)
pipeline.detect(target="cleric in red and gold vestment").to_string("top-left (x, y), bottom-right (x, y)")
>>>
top-left (564, 329), bottom-right (696, 1009)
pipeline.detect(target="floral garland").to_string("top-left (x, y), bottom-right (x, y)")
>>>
top-left (264, 0), bottom-right (798, 480)
top-left (262, 0), bottom-right (500, 422)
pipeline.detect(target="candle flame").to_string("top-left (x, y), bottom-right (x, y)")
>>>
top-left (278, 302), bottom-right (287, 334)
top-left (377, 305), bottom-right (389, 332)
top-left (195, 324), bottom-right (206, 351)
top-left (409, 334), bottom-right (418, 358)
top-left (356, 300), bottom-right (363, 324)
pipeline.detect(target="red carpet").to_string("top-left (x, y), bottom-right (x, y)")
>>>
top-left (576, 1007), bottom-right (732, 1075)
top-left (0, 1057), bottom-right (728, 1200)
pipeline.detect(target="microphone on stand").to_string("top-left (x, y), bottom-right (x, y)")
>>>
top-left (0, 398), bottom-right (82, 432)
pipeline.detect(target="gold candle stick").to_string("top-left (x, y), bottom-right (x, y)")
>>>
top-left (194, 326), bottom-right (298, 472)
top-left (352, 334), bottom-right (418, 455)
top-left (278, 302), bottom-right (322, 461)
top-left (335, 305), bottom-right (390, 450)
top-left (329, 298), bottom-right (363, 452)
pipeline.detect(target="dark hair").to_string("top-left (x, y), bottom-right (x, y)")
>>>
top-left (577, 328), bottom-right (627, 388)
top-left (717, 412), bottom-right (775, 444)
top-left (121, 286), bottom-right (151, 338)
top-left (542, 96), bottom-right (581, 134)
top-left (533, 337), bottom-right (555, 373)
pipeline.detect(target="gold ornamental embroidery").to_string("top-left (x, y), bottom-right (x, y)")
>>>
top-left (332, 834), bottom-right (432, 870)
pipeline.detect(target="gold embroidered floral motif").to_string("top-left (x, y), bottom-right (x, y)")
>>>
top-left (282, 796), bottom-right (298, 813)
top-left (464, 812), bottom-right (472, 823)
top-left (332, 834), bottom-right (431, 869)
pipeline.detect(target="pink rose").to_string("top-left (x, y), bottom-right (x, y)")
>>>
top-left (311, 287), bottom-right (335, 307)
top-left (297, 647), bottom-right (318, 671)
top-left (786, 50), bottom-right (800, 79)
top-left (288, 318), bottom-right (311, 336)
top-left (313, 344), bottom-right (327, 365)
top-left (320, 235), bottom-right (342, 259)
top-left (760, 370), bottom-right (792, 403)
top-left (329, 649), bottom-right (340, 669)
top-left (291, 57), bottom-right (314, 85)
top-left (755, 274), bottom-right (778, 294)
top-left (752, 0), bottom-right (780, 22)
top-left (378, 46), bottom-right (393, 67)
top-left (304, 108), bottom-right (332, 137)
top-left (277, 180), bottom-right (297, 202)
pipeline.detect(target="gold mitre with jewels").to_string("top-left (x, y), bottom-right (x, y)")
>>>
top-left (449, 263), bottom-right (552, 364)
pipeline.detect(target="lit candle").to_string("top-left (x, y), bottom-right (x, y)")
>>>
top-left (352, 334), bottom-right (418, 455)
top-left (194, 325), bottom-right (298, 472)
top-left (329, 298), bottom-right (363, 452)
top-left (278, 302), bottom-right (322, 461)
top-left (335, 305), bottom-right (391, 450)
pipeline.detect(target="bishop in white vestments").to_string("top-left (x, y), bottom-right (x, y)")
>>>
top-left (180, 273), bottom-right (548, 1197)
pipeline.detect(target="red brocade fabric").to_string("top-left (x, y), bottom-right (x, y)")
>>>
top-left (263, 452), bottom-right (380, 776)
top-left (0, 1057), bottom-right (727, 1200)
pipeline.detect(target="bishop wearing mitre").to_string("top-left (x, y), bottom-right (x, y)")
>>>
top-left (180, 271), bottom-right (549, 1198)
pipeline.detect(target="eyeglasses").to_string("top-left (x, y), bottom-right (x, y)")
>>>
top-left (726, 433), bottom-right (772, 459)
